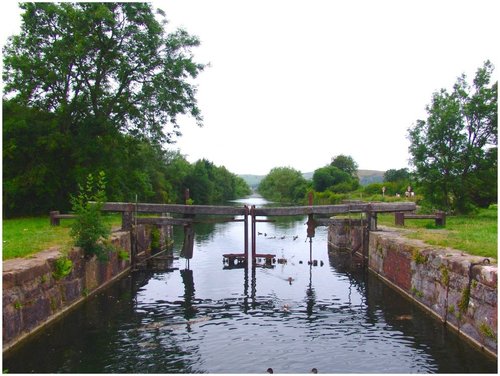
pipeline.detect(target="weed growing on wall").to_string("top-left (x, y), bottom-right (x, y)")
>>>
top-left (70, 172), bottom-right (111, 260)
top-left (52, 255), bottom-right (73, 280)
top-left (150, 226), bottom-right (161, 251)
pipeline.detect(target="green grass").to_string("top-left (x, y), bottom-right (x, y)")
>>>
top-left (378, 205), bottom-right (498, 260)
top-left (2, 215), bottom-right (121, 260)
top-left (3, 207), bottom-right (497, 261)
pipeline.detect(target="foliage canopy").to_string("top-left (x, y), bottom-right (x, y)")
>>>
top-left (408, 61), bottom-right (497, 213)
top-left (330, 154), bottom-right (358, 178)
top-left (2, 3), bottom-right (250, 218)
top-left (258, 167), bottom-right (308, 203)
top-left (3, 2), bottom-right (205, 144)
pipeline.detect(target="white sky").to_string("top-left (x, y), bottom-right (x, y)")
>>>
top-left (1, 0), bottom-right (499, 175)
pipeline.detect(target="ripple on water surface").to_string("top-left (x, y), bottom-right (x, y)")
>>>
top-left (2, 206), bottom-right (497, 373)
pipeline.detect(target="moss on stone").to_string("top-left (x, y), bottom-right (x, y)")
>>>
top-left (458, 286), bottom-right (471, 313)
top-left (411, 286), bottom-right (424, 298)
top-left (479, 322), bottom-right (496, 340)
top-left (440, 265), bottom-right (450, 286)
top-left (412, 249), bottom-right (428, 265)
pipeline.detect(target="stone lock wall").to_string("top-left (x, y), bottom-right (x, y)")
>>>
top-left (2, 223), bottom-right (173, 352)
top-left (2, 230), bottom-right (132, 351)
top-left (329, 224), bottom-right (497, 356)
top-left (369, 228), bottom-right (497, 355)
top-left (327, 219), bottom-right (366, 253)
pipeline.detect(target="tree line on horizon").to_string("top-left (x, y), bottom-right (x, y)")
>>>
top-left (257, 62), bottom-right (497, 214)
top-left (2, 3), bottom-right (250, 218)
top-left (256, 156), bottom-right (414, 205)
top-left (2, 4), bottom-right (496, 217)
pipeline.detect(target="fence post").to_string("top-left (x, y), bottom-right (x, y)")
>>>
top-left (435, 211), bottom-right (446, 227)
top-left (395, 212), bottom-right (405, 226)
top-left (366, 205), bottom-right (377, 231)
top-left (121, 203), bottom-right (134, 231)
top-left (50, 211), bottom-right (60, 226)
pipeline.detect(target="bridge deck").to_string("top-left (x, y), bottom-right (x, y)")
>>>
top-left (98, 201), bottom-right (416, 216)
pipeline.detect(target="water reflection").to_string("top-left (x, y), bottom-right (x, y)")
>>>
top-left (3, 198), bottom-right (497, 373)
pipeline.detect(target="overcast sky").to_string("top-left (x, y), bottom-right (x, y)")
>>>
top-left (1, 1), bottom-right (499, 175)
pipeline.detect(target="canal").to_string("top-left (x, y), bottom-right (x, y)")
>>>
top-left (3, 196), bottom-right (497, 373)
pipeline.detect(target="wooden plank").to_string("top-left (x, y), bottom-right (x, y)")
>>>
top-left (54, 214), bottom-right (77, 219)
top-left (404, 214), bottom-right (437, 219)
top-left (136, 216), bottom-right (243, 225)
top-left (95, 201), bottom-right (415, 216)
top-left (367, 202), bottom-right (417, 213)
top-left (99, 202), bottom-right (246, 215)
top-left (254, 202), bottom-right (416, 216)
top-left (136, 217), bottom-right (193, 226)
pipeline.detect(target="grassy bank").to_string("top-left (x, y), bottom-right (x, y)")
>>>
top-left (2, 215), bottom-right (121, 260)
top-left (2, 206), bottom-right (497, 261)
top-left (378, 205), bottom-right (498, 260)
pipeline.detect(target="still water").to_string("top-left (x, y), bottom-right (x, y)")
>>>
top-left (3, 196), bottom-right (497, 373)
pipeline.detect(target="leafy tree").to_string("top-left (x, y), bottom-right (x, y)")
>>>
top-left (258, 167), bottom-right (308, 203)
top-left (312, 165), bottom-right (357, 192)
top-left (3, 3), bottom-right (205, 144)
top-left (330, 154), bottom-right (358, 178)
top-left (162, 150), bottom-right (194, 203)
top-left (234, 176), bottom-right (252, 197)
top-left (408, 61), bottom-right (497, 213)
top-left (2, 3), bottom-right (209, 216)
top-left (184, 159), bottom-right (251, 204)
top-left (3, 101), bottom-right (72, 217)
top-left (384, 168), bottom-right (410, 183)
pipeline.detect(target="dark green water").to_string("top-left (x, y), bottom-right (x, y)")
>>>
top-left (3, 197), bottom-right (497, 373)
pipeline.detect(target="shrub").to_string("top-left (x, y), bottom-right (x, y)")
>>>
top-left (70, 172), bottom-right (111, 260)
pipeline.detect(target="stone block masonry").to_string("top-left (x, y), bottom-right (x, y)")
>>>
top-left (3, 230), bottom-right (132, 352)
top-left (3, 222), bottom-right (173, 352)
top-left (368, 227), bottom-right (497, 356)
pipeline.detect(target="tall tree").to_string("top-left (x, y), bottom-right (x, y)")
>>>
top-left (2, 3), bottom-right (207, 216)
top-left (330, 154), bottom-right (358, 178)
top-left (408, 61), bottom-right (497, 213)
top-left (3, 3), bottom-right (205, 144)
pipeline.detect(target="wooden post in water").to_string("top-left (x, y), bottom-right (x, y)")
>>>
top-left (251, 205), bottom-right (256, 260)
top-left (181, 225), bottom-right (195, 260)
top-left (244, 205), bottom-right (249, 260)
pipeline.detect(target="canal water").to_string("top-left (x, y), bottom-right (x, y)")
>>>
top-left (3, 196), bottom-right (497, 373)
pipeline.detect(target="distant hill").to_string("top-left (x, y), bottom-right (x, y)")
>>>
top-left (239, 174), bottom-right (264, 189)
top-left (239, 169), bottom-right (385, 188)
top-left (357, 169), bottom-right (385, 186)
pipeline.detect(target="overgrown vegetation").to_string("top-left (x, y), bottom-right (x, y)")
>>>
top-left (150, 226), bottom-right (161, 251)
top-left (70, 172), bottom-right (112, 260)
top-left (52, 255), bottom-right (73, 280)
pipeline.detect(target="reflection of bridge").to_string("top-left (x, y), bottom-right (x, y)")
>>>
top-left (96, 201), bottom-right (416, 266)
